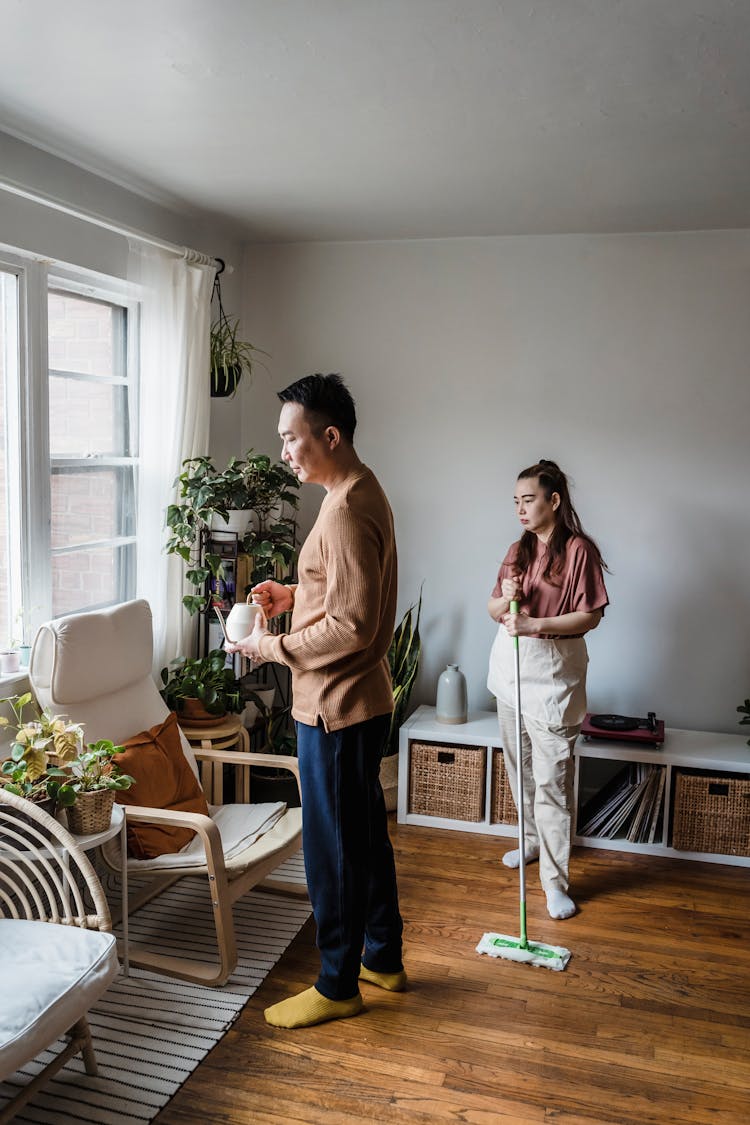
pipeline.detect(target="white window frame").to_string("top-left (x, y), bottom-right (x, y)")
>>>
top-left (0, 247), bottom-right (140, 646)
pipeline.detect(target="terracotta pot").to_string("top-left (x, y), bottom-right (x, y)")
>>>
top-left (178, 697), bottom-right (226, 726)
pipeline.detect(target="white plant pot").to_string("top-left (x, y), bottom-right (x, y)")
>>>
top-left (249, 687), bottom-right (276, 714)
top-left (210, 510), bottom-right (252, 536)
top-left (242, 702), bottom-right (260, 728)
top-left (0, 651), bottom-right (20, 674)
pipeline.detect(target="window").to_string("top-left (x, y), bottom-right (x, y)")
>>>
top-left (0, 253), bottom-right (139, 649)
top-left (0, 267), bottom-right (20, 650)
top-left (47, 287), bottom-right (137, 617)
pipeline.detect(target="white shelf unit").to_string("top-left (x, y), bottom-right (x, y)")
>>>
top-left (397, 705), bottom-right (750, 867)
top-left (397, 706), bottom-right (517, 838)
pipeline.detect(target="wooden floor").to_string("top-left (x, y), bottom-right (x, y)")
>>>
top-left (155, 821), bottom-right (750, 1124)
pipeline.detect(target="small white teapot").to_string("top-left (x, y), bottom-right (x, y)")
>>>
top-left (224, 595), bottom-right (266, 642)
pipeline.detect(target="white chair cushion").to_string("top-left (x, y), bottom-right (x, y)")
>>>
top-left (0, 920), bottom-right (119, 1081)
top-left (104, 801), bottom-right (290, 872)
top-left (31, 599), bottom-right (153, 706)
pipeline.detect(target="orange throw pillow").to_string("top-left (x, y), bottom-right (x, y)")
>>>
top-left (116, 711), bottom-right (209, 859)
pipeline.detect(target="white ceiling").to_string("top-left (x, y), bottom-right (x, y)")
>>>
top-left (1, 0), bottom-right (749, 242)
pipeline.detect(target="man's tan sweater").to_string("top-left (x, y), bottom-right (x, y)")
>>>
top-left (257, 465), bottom-right (397, 732)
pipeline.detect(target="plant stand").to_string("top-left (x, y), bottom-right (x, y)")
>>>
top-left (178, 713), bottom-right (251, 802)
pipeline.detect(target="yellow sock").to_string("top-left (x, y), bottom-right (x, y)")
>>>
top-left (264, 986), bottom-right (363, 1029)
top-left (359, 964), bottom-right (407, 992)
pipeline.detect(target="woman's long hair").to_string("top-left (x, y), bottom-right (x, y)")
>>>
top-left (514, 459), bottom-right (607, 582)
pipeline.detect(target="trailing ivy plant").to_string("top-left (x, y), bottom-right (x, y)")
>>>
top-left (165, 451), bottom-right (299, 615)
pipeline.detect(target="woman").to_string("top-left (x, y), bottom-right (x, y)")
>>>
top-left (487, 459), bottom-right (609, 920)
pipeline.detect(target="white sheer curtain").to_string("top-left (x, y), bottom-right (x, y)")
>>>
top-left (129, 244), bottom-right (215, 673)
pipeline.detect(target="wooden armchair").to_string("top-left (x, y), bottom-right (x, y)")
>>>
top-left (29, 599), bottom-right (305, 987)
top-left (0, 790), bottom-right (119, 1123)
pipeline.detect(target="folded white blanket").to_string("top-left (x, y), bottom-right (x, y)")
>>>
top-left (125, 801), bottom-right (287, 870)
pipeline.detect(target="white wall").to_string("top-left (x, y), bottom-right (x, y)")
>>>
top-left (240, 231), bottom-right (750, 735)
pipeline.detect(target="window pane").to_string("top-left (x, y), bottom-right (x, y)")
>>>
top-left (48, 291), bottom-right (120, 376)
top-left (49, 375), bottom-right (128, 456)
top-left (51, 468), bottom-right (134, 549)
top-left (52, 543), bottom-right (135, 617)
top-left (0, 269), bottom-right (19, 650)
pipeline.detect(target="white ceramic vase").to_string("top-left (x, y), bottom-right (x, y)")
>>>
top-left (436, 663), bottom-right (468, 724)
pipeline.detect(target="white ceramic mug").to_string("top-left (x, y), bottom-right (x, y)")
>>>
top-left (224, 596), bottom-right (266, 642)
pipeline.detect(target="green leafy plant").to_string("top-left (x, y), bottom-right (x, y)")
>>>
top-left (160, 650), bottom-right (243, 717)
top-left (165, 450), bottom-right (300, 615)
top-left (210, 315), bottom-right (267, 398)
top-left (738, 698), bottom-right (750, 746)
top-left (209, 263), bottom-right (267, 398)
top-left (65, 740), bottom-right (135, 794)
top-left (237, 454), bottom-right (300, 586)
top-left (0, 692), bottom-right (82, 806)
top-left (246, 691), bottom-right (297, 756)
top-left (383, 589), bottom-right (423, 758)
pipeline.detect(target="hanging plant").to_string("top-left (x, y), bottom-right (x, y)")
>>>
top-left (210, 259), bottom-right (267, 398)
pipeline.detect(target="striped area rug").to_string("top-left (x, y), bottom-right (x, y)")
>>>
top-left (0, 853), bottom-right (309, 1124)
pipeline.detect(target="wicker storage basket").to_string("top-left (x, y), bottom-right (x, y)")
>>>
top-left (672, 772), bottom-right (750, 856)
top-left (490, 749), bottom-right (518, 825)
top-left (408, 741), bottom-right (486, 821)
top-left (66, 788), bottom-right (116, 835)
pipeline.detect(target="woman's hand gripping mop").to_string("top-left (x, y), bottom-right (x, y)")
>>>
top-left (477, 601), bottom-right (571, 971)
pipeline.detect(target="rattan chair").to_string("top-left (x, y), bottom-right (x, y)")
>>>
top-left (0, 790), bottom-right (119, 1123)
top-left (29, 598), bottom-right (305, 987)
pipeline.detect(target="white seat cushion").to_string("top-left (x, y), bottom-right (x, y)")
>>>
top-left (0, 920), bottom-right (119, 1080)
top-left (103, 801), bottom-right (289, 872)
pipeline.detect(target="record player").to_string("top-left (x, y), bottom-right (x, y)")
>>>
top-left (581, 711), bottom-right (665, 747)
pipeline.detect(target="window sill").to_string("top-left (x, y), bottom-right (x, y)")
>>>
top-left (0, 670), bottom-right (31, 696)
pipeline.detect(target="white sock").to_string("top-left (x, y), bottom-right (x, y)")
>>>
top-left (545, 887), bottom-right (576, 920)
top-left (502, 846), bottom-right (540, 869)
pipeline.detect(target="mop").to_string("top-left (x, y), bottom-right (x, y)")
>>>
top-left (477, 601), bottom-right (572, 971)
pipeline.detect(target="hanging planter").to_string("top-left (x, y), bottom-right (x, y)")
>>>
top-left (210, 260), bottom-right (267, 398)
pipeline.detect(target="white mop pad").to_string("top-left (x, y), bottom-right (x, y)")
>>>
top-left (476, 931), bottom-right (571, 972)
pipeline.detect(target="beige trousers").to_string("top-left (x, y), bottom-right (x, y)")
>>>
top-left (496, 701), bottom-right (581, 894)
top-left (488, 628), bottom-right (589, 893)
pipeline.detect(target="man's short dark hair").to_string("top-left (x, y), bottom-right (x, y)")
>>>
top-left (278, 373), bottom-right (357, 443)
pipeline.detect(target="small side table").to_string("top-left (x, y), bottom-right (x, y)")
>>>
top-left (178, 713), bottom-right (251, 803)
top-left (71, 802), bottom-right (129, 976)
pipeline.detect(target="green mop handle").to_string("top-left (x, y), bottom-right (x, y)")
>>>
top-left (510, 600), bottom-right (520, 653)
top-left (510, 598), bottom-right (528, 949)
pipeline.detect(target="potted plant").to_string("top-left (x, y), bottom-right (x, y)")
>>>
top-left (0, 692), bottom-right (82, 814)
top-left (242, 690), bottom-right (300, 805)
top-left (209, 262), bottom-right (267, 398)
top-left (0, 647), bottom-right (21, 675)
top-left (160, 650), bottom-right (243, 724)
top-left (380, 591), bottom-right (423, 810)
top-left (210, 316), bottom-right (266, 398)
top-left (246, 692), bottom-right (297, 756)
top-left (165, 450), bottom-right (300, 616)
top-left (236, 454), bottom-right (300, 586)
top-left (64, 739), bottom-right (135, 835)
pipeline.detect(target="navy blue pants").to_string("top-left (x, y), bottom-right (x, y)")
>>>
top-left (296, 714), bottom-right (404, 1000)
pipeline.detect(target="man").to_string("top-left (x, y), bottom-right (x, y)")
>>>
top-left (226, 373), bottom-right (405, 1029)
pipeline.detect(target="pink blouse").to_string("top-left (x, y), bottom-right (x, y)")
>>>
top-left (491, 535), bottom-right (609, 637)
